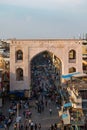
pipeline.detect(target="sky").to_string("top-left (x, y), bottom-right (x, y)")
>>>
top-left (0, 0), bottom-right (87, 39)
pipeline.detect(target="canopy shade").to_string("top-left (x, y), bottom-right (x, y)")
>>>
top-left (72, 73), bottom-right (87, 78)
top-left (62, 72), bottom-right (80, 79)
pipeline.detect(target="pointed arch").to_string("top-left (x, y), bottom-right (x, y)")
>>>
top-left (69, 49), bottom-right (76, 63)
top-left (16, 50), bottom-right (23, 61)
top-left (69, 67), bottom-right (76, 73)
top-left (16, 68), bottom-right (23, 81)
top-left (30, 50), bottom-right (62, 91)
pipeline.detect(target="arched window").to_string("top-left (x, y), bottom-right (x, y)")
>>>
top-left (69, 50), bottom-right (76, 63)
top-left (16, 68), bottom-right (23, 81)
top-left (69, 67), bottom-right (76, 73)
top-left (16, 50), bottom-right (23, 61)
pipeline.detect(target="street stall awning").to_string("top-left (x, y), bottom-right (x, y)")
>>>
top-left (72, 73), bottom-right (87, 78)
top-left (62, 110), bottom-right (70, 125)
top-left (62, 72), bottom-right (80, 79)
top-left (82, 60), bottom-right (87, 65)
top-left (64, 102), bottom-right (72, 108)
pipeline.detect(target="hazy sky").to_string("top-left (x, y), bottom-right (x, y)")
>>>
top-left (0, 0), bottom-right (87, 39)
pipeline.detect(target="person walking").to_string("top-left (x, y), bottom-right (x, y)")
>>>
top-left (45, 99), bottom-right (48, 107)
top-left (38, 123), bottom-right (41, 130)
top-left (34, 123), bottom-right (37, 130)
top-left (49, 108), bottom-right (52, 115)
top-left (29, 119), bottom-right (31, 127)
top-left (50, 124), bottom-right (54, 130)
top-left (4, 124), bottom-right (8, 130)
top-left (30, 121), bottom-right (34, 130)
top-left (13, 123), bottom-right (17, 130)
top-left (20, 124), bottom-right (24, 130)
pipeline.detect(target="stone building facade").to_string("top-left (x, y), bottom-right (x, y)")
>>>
top-left (9, 39), bottom-right (83, 91)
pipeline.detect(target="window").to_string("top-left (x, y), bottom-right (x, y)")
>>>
top-left (16, 50), bottom-right (23, 61)
top-left (69, 67), bottom-right (76, 73)
top-left (16, 68), bottom-right (23, 81)
top-left (69, 50), bottom-right (76, 59)
top-left (69, 50), bottom-right (76, 63)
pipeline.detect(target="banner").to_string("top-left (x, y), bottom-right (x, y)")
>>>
top-left (62, 111), bottom-right (70, 125)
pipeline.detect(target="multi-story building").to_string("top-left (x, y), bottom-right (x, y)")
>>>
top-left (82, 40), bottom-right (87, 74)
top-left (0, 40), bottom-right (10, 92)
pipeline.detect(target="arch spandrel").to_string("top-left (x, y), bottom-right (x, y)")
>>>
top-left (29, 48), bottom-right (64, 76)
top-left (29, 47), bottom-right (64, 64)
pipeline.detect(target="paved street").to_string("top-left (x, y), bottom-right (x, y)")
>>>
top-left (0, 98), bottom-right (61, 130)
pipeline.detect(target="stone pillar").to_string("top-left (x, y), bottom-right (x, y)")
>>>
top-left (28, 62), bottom-right (31, 97)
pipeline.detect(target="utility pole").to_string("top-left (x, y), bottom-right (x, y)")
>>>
top-left (17, 103), bottom-right (20, 130)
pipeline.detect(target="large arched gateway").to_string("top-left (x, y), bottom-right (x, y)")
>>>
top-left (30, 51), bottom-right (62, 93)
top-left (9, 39), bottom-right (83, 93)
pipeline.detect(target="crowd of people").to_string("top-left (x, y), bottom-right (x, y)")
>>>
top-left (31, 51), bottom-right (61, 99)
top-left (14, 120), bottom-right (41, 130)
top-left (0, 52), bottom-right (64, 130)
top-left (12, 94), bottom-right (60, 130)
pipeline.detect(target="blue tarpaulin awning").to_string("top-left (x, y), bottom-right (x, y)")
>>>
top-left (62, 113), bottom-right (68, 119)
top-left (61, 72), bottom-right (80, 79)
top-left (64, 102), bottom-right (72, 108)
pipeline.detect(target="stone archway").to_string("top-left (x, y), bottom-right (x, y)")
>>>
top-left (30, 50), bottom-right (62, 94)
top-left (10, 39), bottom-right (83, 91)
